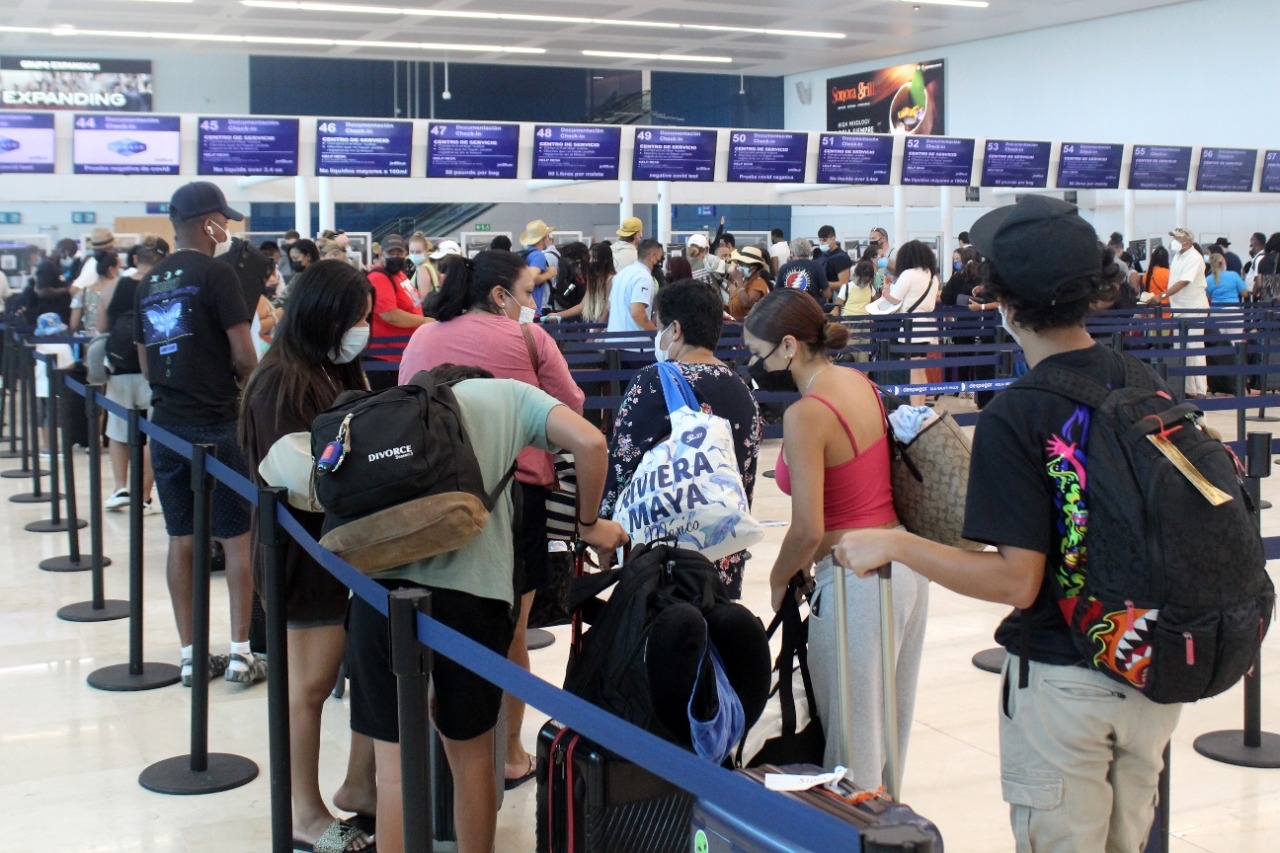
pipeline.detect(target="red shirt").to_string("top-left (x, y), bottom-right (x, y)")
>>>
top-left (368, 267), bottom-right (422, 359)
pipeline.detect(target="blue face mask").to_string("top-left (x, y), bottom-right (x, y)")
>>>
top-left (953, 261), bottom-right (963, 272)
top-left (877, 257), bottom-right (889, 270)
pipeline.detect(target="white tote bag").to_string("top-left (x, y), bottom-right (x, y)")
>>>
top-left (614, 363), bottom-right (763, 561)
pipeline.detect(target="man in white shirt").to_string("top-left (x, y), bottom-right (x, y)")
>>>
top-left (73, 226), bottom-right (114, 293)
top-left (613, 216), bottom-right (642, 271)
top-left (768, 228), bottom-right (791, 275)
top-left (1166, 226), bottom-right (1210, 398)
top-left (606, 238), bottom-right (663, 346)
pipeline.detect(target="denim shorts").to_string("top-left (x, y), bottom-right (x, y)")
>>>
top-left (150, 420), bottom-right (252, 539)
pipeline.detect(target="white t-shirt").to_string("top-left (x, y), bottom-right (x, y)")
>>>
top-left (887, 267), bottom-right (939, 314)
top-left (605, 262), bottom-right (655, 342)
top-left (1168, 248), bottom-right (1209, 310)
top-left (769, 240), bottom-right (791, 267)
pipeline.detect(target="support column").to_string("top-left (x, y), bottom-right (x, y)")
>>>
top-left (318, 177), bottom-right (335, 235)
top-left (1175, 190), bottom-right (1188, 231)
top-left (294, 175), bottom-right (311, 238)
top-left (619, 179), bottom-right (633, 228)
top-left (893, 185), bottom-right (907, 252)
top-left (656, 181), bottom-right (672, 247)
top-left (939, 186), bottom-right (953, 265)
top-left (1124, 189), bottom-right (1136, 245)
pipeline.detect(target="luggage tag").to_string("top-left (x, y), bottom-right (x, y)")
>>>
top-left (316, 412), bottom-right (354, 476)
top-left (764, 766), bottom-right (849, 792)
top-left (1146, 433), bottom-right (1231, 506)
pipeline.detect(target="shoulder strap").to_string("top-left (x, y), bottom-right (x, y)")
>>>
top-left (657, 362), bottom-right (699, 415)
top-left (520, 323), bottom-right (540, 383)
top-left (904, 274), bottom-right (937, 314)
top-left (805, 393), bottom-right (860, 455)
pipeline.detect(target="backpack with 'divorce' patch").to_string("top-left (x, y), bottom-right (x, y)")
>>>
top-left (1021, 356), bottom-right (1273, 704)
top-left (309, 371), bottom-right (515, 574)
top-left (563, 542), bottom-right (770, 754)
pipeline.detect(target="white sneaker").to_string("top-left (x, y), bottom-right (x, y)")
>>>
top-left (104, 488), bottom-right (129, 511)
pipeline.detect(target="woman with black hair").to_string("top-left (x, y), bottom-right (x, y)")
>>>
top-left (599, 278), bottom-right (762, 597)
top-left (240, 260), bottom-right (376, 853)
top-left (1253, 232), bottom-right (1280, 301)
top-left (869, 239), bottom-right (940, 405)
top-left (397, 249), bottom-right (583, 791)
top-left (834, 196), bottom-right (1183, 851)
top-left (288, 238), bottom-right (320, 275)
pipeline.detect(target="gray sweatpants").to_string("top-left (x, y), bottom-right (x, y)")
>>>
top-left (807, 552), bottom-right (929, 791)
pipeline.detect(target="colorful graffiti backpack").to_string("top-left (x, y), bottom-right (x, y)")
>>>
top-left (1022, 356), bottom-right (1273, 704)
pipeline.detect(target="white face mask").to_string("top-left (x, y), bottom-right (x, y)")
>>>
top-left (998, 305), bottom-right (1024, 347)
top-left (502, 288), bottom-right (536, 324)
top-left (206, 220), bottom-right (233, 257)
top-left (330, 324), bottom-right (370, 364)
top-left (654, 324), bottom-right (672, 363)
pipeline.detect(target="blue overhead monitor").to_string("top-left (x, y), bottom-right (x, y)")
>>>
top-left (901, 136), bottom-right (975, 186)
top-left (631, 127), bottom-right (718, 182)
top-left (727, 131), bottom-right (808, 183)
top-left (198, 116), bottom-right (299, 176)
top-left (1195, 147), bottom-right (1257, 192)
top-left (816, 133), bottom-right (894, 185)
top-left (1057, 142), bottom-right (1124, 189)
top-left (980, 139), bottom-right (1051, 188)
top-left (532, 125), bottom-right (620, 180)
top-left (0, 111), bottom-right (55, 174)
top-left (316, 119), bottom-right (412, 177)
top-left (73, 113), bottom-right (180, 174)
top-left (427, 122), bottom-right (519, 179)
top-left (1128, 145), bottom-right (1192, 190)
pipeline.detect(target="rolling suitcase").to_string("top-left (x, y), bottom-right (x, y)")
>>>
top-left (535, 542), bottom-right (693, 853)
top-left (690, 564), bottom-right (944, 852)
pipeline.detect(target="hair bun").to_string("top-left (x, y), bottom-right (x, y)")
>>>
top-left (822, 321), bottom-right (850, 352)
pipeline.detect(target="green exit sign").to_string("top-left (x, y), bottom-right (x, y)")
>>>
top-left (473, 223), bottom-right (491, 232)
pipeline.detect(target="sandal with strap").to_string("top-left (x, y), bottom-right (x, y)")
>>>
top-left (293, 818), bottom-right (374, 853)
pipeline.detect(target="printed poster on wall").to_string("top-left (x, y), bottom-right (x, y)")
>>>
top-left (1, 57), bottom-right (153, 112)
top-left (827, 59), bottom-right (945, 136)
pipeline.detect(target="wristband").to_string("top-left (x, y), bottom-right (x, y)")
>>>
top-left (578, 517), bottom-right (599, 527)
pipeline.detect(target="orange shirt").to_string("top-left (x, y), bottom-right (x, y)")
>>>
top-left (1145, 266), bottom-right (1170, 302)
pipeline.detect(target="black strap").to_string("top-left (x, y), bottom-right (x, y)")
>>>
top-left (483, 462), bottom-right (519, 513)
top-left (1016, 355), bottom-right (1157, 410)
top-left (903, 274), bottom-right (938, 315)
top-left (1018, 615), bottom-right (1031, 689)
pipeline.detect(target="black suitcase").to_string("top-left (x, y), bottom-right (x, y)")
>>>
top-left (535, 719), bottom-right (693, 853)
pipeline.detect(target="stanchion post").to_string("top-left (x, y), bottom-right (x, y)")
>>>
top-left (57, 382), bottom-right (128, 622)
top-left (4, 342), bottom-right (52, 494)
top-left (1192, 430), bottom-right (1280, 768)
top-left (26, 357), bottom-right (74, 531)
top-left (259, 486), bottom-right (294, 853)
top-left (87, 408), bottom-right (180, 689)
top-left (1236, 342), bottom-right (1249, 444)
top-left (390, 587), bottom-right (435, 853)
top-left (139, 442), bottom-right (259, 794)
top-left (0, 329), bottom-right (21, 457)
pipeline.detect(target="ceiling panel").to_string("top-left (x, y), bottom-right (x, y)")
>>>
top-left (0, 0), bottom-right (1193, 77)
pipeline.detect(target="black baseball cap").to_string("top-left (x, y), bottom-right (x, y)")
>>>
top-left (969, 195), bottom-right (1101, 308)
top-left (168, 181), bottom-right (244, 223)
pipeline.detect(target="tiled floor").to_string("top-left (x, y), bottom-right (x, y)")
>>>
top-left (2, 400), bottom-right (1279, 851)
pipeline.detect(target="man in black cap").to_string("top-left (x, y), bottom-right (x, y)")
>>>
top-left (833, 195), bottom-right (1181, 851)
top-left (134, 181), bottom-right (265, 687)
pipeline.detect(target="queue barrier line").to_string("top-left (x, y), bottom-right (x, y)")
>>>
top-left (49, 365), bottom-right (1280, 850)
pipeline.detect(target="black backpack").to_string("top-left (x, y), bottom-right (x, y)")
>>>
top-left (1020, 356), bottom-right (1274, 704)
top-left (217, 238), bottom-right (274, 316)
top-left (105, 309), bottom-right (141, 375)
top-left (309, 371), bottom-right (515, 574)
top-left (564, 542), bottom-right (770, 749)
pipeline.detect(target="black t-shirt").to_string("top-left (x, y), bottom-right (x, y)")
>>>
top-left (776, 258), bottom-right (829, 302)
top-left (1224, 251), bottom-right (1242, 274)
top-left (822, 247), bottom-right (854, 284)
top-left (133, 250), bottom-right (254, 426)
top-left (963, 344), bottom-right (1170, 665)
top-left (106, 276), bottom-right (140, 330)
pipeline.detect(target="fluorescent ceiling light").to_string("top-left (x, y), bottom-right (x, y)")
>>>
top-left (582, 50), bottom-right (732, 64)
top-left (241, 1), bottom-right (845, 39)
top-left (0, 25), bottom-right (543, 53)
top-left (900, 0), bottom-right (990, 7)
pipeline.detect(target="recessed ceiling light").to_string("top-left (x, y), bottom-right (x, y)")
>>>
top-left (582, 50), bottom-right (732, 64)
top-left (0, 24), bottom-right (544, 54)
top-left (899, 0), bottom-right (990, 7)
top-left (241, 1), bottom-right (846, 40)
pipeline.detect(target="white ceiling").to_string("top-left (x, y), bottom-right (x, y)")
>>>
top-left (0, 0), bottom-right (1192, 77)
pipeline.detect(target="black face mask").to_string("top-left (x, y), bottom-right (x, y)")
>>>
top-left (748, 342), bottom-right (796, 393)
top-left (383, 257), bottom-right (406, 275)
top-left (290, 259), bottom-right (306, 273)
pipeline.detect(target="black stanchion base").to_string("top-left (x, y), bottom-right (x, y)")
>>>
top-left (972, 647), bottom-right (1007, 673)
top-left (57, 599), bottom-right (130, 622)
top-left (1261, 500), bottom-right (1274, 510)
top-left (9, 491), bottom-right (51, 504)
top-left (1192, 730), bottom-right (1280, 768)
top-left (527, 627), bottom-right (556, 651)
top-left (39, 554), bottom-right (112, 572)
top-left (762, 469), bottom-right (776, 479)
top-left (87, 662), bottom-right (182, 692)
top-left (1247, 415), bottom-right (1280, 423)
top-left (24, 517), bottom-right (88, 533)
top-left (138, 753), bottom-right (259, 795)
top-left (0, 449), bottom-right (23, 459)
top-left (1, 468), bottom-right (45, 479)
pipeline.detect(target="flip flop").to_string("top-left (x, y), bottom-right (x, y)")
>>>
top-left (504, 754), bottom-right (537, 791)
top-left (345, 813), bottom-right (376, 838)
top-left (293, 818), bottom-right (374, 853)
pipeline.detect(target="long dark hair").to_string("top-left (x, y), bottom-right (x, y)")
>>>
top-left (434, 250), bottom-right (528, 322)
top-left (895, 240), bottom-right (938, 278)
top-left (239, 260), bottom-right (370, 448)
top-left (1145, 245), bottom-right (1170, 290)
